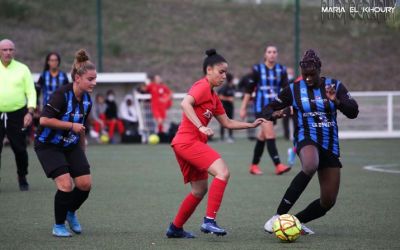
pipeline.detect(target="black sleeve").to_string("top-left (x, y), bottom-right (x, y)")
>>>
top-left (217, 85), bottom-right (226, 95)
top-left (244, 66), bottom-right (258, 94)
top-left (280, 68), bottom-right (289, 89)
top-left (261, 86), bottom-right (293, 121)
top-left (41, 91), bottom-right (65, 119)
top-left (335, 83), bottom-right (359, 119)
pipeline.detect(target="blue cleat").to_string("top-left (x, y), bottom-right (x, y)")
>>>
top-left (166, 223), bottom-right (195, 238)
top-left (52, 224), bottom-right (72, 237)
top-left (287, 148), bottom-right (296, 167)
top-left (66, 211), bottom-right (82, 234)
top-left (200, 217), bottom-right (227, 236)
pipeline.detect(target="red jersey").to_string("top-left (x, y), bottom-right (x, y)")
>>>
top-left (146, 82), bottom-right (172, 108)
top-left (172, 77), bottom-right (225, 145)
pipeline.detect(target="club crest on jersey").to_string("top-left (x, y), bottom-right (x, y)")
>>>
top-left (203, 109), bottom-right (213, 119)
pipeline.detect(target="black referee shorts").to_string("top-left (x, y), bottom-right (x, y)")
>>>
top-left (297, 140), bottom-right (342, 169)
top-left (34, 141), bottom-right (90, 179)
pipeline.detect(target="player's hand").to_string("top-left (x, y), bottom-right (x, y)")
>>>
top-left (250, 118), bottom-right (267, 128)
top-left (23, 113), bottom-right (33, 128)
top-left (239, 108), bottom-right (247, 120)
top-left (325, 84), bottom-right (337, 102)
top-left (72, 123), bottom-right (86, 134)
top-left (271, 109), bottom-right (287, 120)
top-left (199, 126), bottom-right (214, 136)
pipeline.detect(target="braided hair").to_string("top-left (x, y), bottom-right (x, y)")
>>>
top-left (203, 49), bottom-right (227, 74)
top-left (299, 49), bottom-right (321, 70)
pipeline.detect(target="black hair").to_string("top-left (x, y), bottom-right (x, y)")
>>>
top-left (299, 49), bottom-right (321, 70)
top-left (71, 49), bottom-right (96, 81)
top-left (43, 52), bottom-right (61, 71)
top-left (203, 49), bottom-right (227, 75)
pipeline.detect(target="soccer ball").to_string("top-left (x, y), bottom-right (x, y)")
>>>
top-left (148, 134), bottom-right (160, 145)
top-left (100, 134), bottom-right (109, 144)
top-left (273, 214), bottom-right (302, 242)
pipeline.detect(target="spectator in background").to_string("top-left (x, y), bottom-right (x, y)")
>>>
top-left (0, 39), bottom-right (36, 191)
top-left (36, 52), bottom-right (69, 108)
top-left (119, 94), bottom-right (139, 136)
top-left (145, 74), bottom-right (172, 133)
top-left (105, 90), bottom-right (124, 143)
top-left (91, 93), bottom-right (107, 138)
top-left (218, 73), bottom-right (235, 143)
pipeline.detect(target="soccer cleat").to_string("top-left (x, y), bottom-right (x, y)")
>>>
top-left (166, 223), bottom-right (195, 238)
top-left (52, 224), bottom-right (72, 237)
top-left (249, 164), bottom-right (263, 175)
top-left (287, 148), bottom-right (296, 167)
top-left (300, 224), bottom-right (315, 235)
top-left (275, 163), bottom-right (291, 175)
top-left (66, 211), bottom-right (82, 234)
top-left (200, 217), bottom-right (227, 236)
top-left (264, 214), bottom-right (279, 234)
top-left (18, 175), bottom-right (29, 191)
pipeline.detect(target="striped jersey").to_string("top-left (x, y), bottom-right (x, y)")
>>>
top-left (36, 70), bottom-right (69, 106)
top-left (263, 77), bottom-right (359, 156)
top-left (245, 63), bottom-right (288, 113)
top-left (36, 83), bottom-right (92, 148)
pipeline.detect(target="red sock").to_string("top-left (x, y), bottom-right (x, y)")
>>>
top-left (173, 193), bottom-right (202, 228)
top-left (158, 124), bottom-right (163, 133)
top-left (206, 178), bottom-right (228, 219)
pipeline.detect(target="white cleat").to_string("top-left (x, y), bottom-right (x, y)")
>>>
top-left (264, 214), bottom-right (279, 234)
top-left (301, 224), bottom-right (315, 235)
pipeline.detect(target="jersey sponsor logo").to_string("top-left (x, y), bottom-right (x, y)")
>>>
top-left (303, 111), bottom-right (329, 117)
top-left (311, 121), bottom-right (336, 128)
top-left (203, 109), bottom-right (213, 119)
top-left (70, 113), bottom-right (84, 118)
top-left (83, 101), bottom-right (91, 105)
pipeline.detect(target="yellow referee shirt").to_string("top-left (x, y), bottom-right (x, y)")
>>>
top-left (0, 59), bottom-right (36, 112)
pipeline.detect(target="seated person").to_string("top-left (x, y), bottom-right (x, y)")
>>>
top-left (119, 94), bottom-right (139, 136)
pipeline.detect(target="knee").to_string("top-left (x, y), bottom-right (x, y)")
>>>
top-left (302, 163), bottom-right (318, 176)
top-left (76, 181), bottom-right (92, 191)
top-left (216, 168), bottom-right (230, 181)
top-left (321, 197), bottom-right (336, 211)
top-left (192, 187), bottom-right (207, 198)
top-left (57, 181), bottom-right (73, 192)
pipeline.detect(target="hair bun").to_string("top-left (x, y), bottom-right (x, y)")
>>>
top-left (304, 49), bottom-right (316, 58)
top-left (75, 49), bottom-right (90, 63)
top-left (205, 49), bottom-right (217, 57)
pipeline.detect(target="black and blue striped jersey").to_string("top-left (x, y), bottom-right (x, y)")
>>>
top-left (36, 70), bottom-right (69, 106)
top-left (245, 63), bottom-right (288, 114)
top-left (263, 77), bottom-right (359, 156)
top-left (36, 83), bottom-right (92, 148)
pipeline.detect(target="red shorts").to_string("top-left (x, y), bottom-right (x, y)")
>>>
top-left (151, 105), bottom-right (167, 119)
top-left (172, 141), bottom-right (221, 184)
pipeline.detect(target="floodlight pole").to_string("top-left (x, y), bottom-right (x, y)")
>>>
top-left (96, 0), bottom-right (104, 72)
top-left (294, 0), bottom-right (300, 77)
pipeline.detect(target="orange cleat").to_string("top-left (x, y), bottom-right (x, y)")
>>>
top-left (275, 163), bottom-right (291, 175)
top-left (249, 164), bottom-right (263, 175)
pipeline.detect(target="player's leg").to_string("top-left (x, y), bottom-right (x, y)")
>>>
top-left (66, 146), bottom-right (92, 234)
top-left (107, 119), bottom-right (116, 142)
top-left (0, 117), bottom-right (6, 178)
top-left (168, 179), bottom-right (207, 238)
top-left (262, 121), bottom-right (289, 175)
top-left (295, 167), bottom-right (340, 227)
top-left (200, 158), bottom-right (229, 236)
top-left (249, 129), bottom-right (265, 175)
top-left (53, 172), bottom-right (74, 237)
top-left (264, 144), bottom-right (318, 233)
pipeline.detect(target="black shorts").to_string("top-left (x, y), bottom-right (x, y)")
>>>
top-left (255, 112), bottom-right (277, 125)
top-left (34, 141), bottom-right (90, 179)
top-left (297, 140), bottom-right (342, 169)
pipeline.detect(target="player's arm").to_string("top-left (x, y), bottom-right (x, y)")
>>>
top-left (326, 83), bottom-right (359, 119)
top-left (180, 95), bottom-right (214, 136)
top-left (262, 86), bottom-right (293, 121)
top-left (39, 92), bottom-right (85, 134)
top-left (216, 114), bottom-right (265, 129)
top-left (239, 68), bottom-right (257, 119)
top-left (280, 68), bottom-right (289, 89)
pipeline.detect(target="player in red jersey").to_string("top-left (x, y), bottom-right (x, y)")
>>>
top-left (166, 49), bottom-right (266, 238)
top-left (146, 74), bottom-right (172, 133)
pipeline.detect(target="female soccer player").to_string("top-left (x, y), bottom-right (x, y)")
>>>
top-left (166, 49), bottom-right (266, 238)
top-left (36, 52), bottom-right (69, 107)
top-left (34, 49), bottom-right (96, 237)
top-left (263, 49), bottom-right (359, 235)
top-left (240, 45), bottom-right (290, 175)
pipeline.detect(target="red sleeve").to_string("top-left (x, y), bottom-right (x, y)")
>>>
top-left (214, 96), bottom-right (226, 116)
top-left (188, 81), bottom-right (210, 105)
